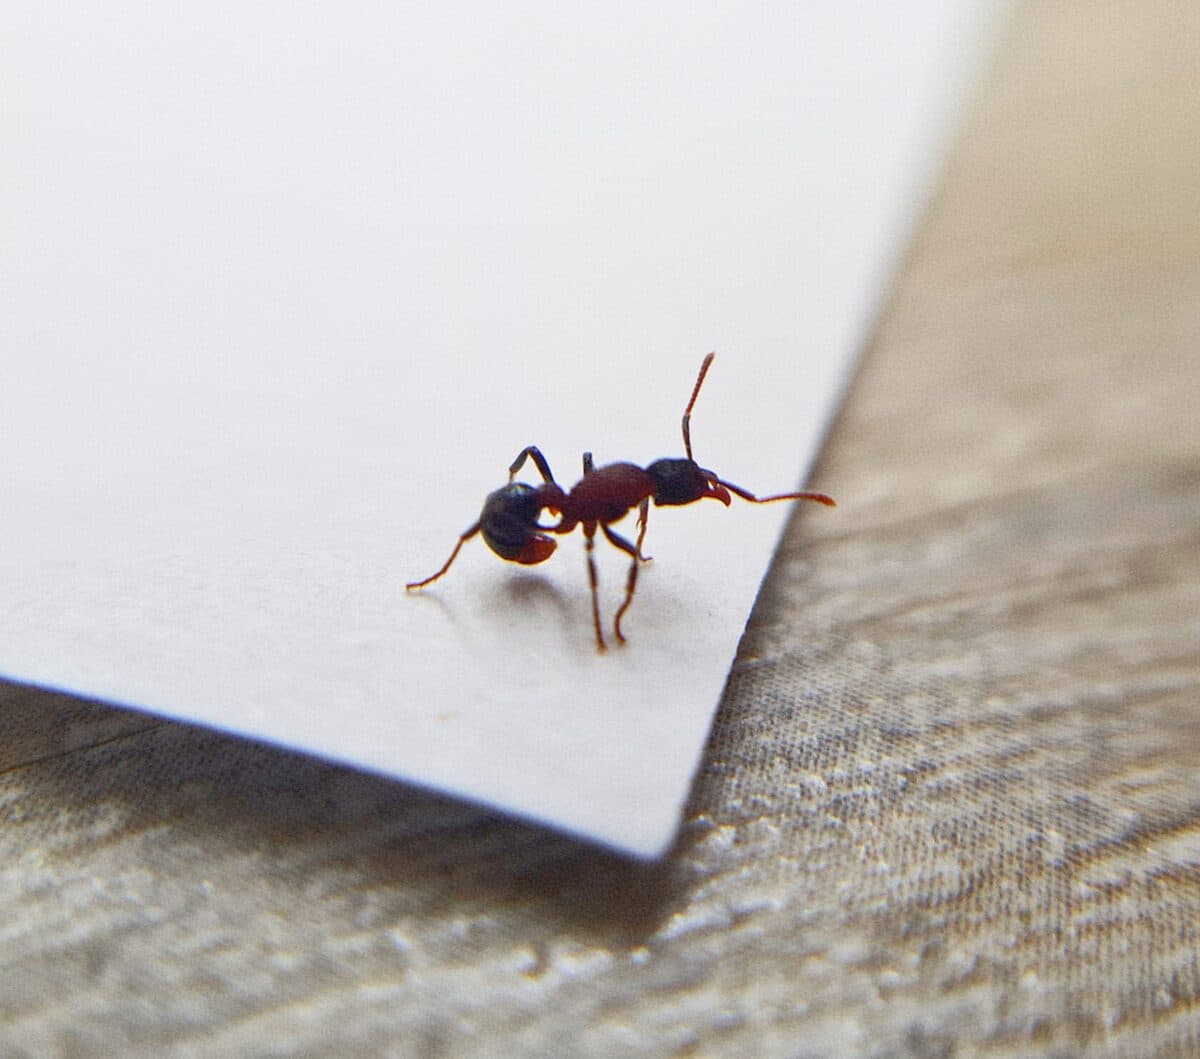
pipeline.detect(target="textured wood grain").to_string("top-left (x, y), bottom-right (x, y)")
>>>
top-left (3, 3), bottom-right (1200, 1056)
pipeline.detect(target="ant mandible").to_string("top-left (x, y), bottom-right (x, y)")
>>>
top-left (406, 353), bottom-right (835, 651)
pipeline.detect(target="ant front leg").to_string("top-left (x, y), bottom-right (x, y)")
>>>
top-left (601, 523), bottom-right (645, 645)
top-left (583, 521), bottom-right (606, 652)
top-left (508, 446), bottom-right (557, 485)
top-left (406, 522), bottom-right (481, 590)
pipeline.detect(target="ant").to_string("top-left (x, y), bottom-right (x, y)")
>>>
top-left (407, 353), bottom-right (835, 651)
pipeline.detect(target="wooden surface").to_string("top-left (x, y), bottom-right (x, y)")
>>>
top-left (3, 3), bottom-right (1199, 1056)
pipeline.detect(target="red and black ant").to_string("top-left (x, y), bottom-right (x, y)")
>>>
top-left (407, 353), bottom-right (835, 651)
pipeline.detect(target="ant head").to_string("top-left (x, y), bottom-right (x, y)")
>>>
top-left (645, 458), bottom-right (731, 508)
top-left (479, 482), bottom-right (558, 564)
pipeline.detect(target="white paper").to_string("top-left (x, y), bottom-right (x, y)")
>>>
top-left (1, 3), bottom-right (1000, 856)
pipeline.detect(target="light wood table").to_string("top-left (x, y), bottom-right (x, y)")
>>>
top-left (3, 3), bottom-right (1198, 1055)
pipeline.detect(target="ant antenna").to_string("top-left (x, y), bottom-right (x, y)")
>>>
top-left (682, 352), bottom-right (715, 461)
top-left (717, 478), bottom-right (836, 507)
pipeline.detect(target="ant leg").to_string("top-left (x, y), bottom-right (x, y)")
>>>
top-left (717, 478), bottom-right (836, 507)
top-left (508, 446), bottom-right (556, 484)
top-left (634, 497), bottom-right (653, 561)
top-left (601, 524), bottom-right (644, 645)
top-left (583, 522), bottom-right (606, 651)
top-left (406, 523), bottom-right (481, 590)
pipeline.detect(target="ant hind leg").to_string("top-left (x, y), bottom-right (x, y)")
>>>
top-left (508, 446), bottom-right (557, 484)
top-left (407, 523), bottom-right (481, 590)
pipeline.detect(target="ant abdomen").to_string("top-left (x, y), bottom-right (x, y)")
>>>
top-left (479, 482), bottom-right (557, 565)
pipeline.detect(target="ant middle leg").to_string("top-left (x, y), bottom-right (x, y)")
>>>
top-left (583, 521), bottom-right (606, 651)
top-left (634, 497), bottom-right (652, 561)
top-left (406, 522), bottom-right (481, 590)
top-left (602, 523), bottom-right (646, 645)
top-left (508, 446), bottom-right (557, 484)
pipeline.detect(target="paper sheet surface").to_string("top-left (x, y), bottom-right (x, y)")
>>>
top-left (1, 3), bottom-right (999, 856)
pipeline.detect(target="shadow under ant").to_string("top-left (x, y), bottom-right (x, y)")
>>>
top-left (406, 568), bottom-right (585, 653)
top-left (487, 571), bottom-right (595, 656)
top-left (490, 570), bottom-right (575, 619)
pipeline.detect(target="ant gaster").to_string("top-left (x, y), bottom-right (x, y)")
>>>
top-left (407, 353), bottom-right (835, 651)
